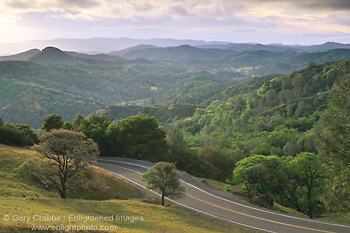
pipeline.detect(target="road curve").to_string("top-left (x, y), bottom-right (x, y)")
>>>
top-left (97, 158), bottom-right (350, 233)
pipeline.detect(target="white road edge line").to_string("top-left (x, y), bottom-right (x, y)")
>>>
top-left (110, 171), bottom-right (276, 233)
top-left (98, 158), bottom-right (350, 229)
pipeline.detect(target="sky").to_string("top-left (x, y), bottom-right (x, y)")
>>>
top-left (0, 0), bottom-right (350, 45)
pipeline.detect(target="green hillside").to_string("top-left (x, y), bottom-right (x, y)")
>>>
top-left (1, 46), bottom-right (350, 130)
top-left (0, 144), bottom-right (251, 233)
top-left (163, 59), bottom-right (350, 218)
top-left (0, 61), bottom-right (247, 128)
top-left (255, 49), bottom-right (350, 75)
top-left (179, 59), bottom-right (350, 154)
top-left (104, 104), bottom-right (204, 128)
top-left (117, 45), bottom-right (350, 75)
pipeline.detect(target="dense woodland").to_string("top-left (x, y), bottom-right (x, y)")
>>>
top-left (0, 60), bottom-right (244, 128)
top-left (2, 46), bottom-right (350, 128)
top-left (1, 44), bottom-right (350, 219)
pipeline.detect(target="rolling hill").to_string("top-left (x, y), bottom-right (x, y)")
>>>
top-left (0, 49), bottom-right (40, 61)
top-left (178, 59), bottom-right (350, 155)
top-left (0, 58), bottom-right (247, 128)
top-left (1, 44), bottom-right (350, 129)
top-left (0, 144), bottom-right (247, 233)
top-left (1, 44), bottom-right (350, 76)
top-left (0, 46), bottom-right (148, 66)
top-left (115, 45), bottom-right (236, 62)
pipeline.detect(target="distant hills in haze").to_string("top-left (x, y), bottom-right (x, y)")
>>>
top-left (0, 38), bottom-right (224, 55)
top-left (1, 38), bottom-right (350, 55)
top-left (0, 46), bottom-right (153, 66)
top-left (1, 43), bottom-right (350, 76)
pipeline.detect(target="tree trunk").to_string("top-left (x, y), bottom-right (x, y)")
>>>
top-left (308, 207), bottom-right (313, 218)
top-left (161, 193), bottom-right (165, 206)
top-left (61, 179), bottom-right (67, 199)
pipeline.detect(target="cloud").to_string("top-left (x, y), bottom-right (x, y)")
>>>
top-left (61, 0), bottom-right (99, 8)
top-left (245, 0), bottom-right (350, 11)
top-left (3, 0), bottom-right (99, 10)
top-left (169, 2), bottom-right (191, 18)
top-left (49, 12), bottom-right (94, 21)
top-left (1, 0), bottom-right (349, 45)
top-left (0, 0), bottom-right (245, 20)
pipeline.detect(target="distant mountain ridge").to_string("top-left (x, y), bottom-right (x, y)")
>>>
top-left (0, 49), bottom-right (40, 61)
top-left (1, 38), bottom-right (350, 55)
top-left (115, 45), bottom-right (235, 62)
top-left (0, 46), bottom-right (152, 66)
top-left (1, 45), bottom-right (350, 77)
top-left (0, 38), bottom-right (227, 55)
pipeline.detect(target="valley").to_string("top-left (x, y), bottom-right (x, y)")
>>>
top-left (1, 38), bottom-right (350, 232)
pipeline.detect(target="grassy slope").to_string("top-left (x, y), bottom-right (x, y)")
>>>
top-left (0, 144), bottom-right (253, 233)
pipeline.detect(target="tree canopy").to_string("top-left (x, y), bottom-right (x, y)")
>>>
top-left (42, 114), bottom-right (64, 132)
top-left (33, 129), bottom-right (99, 199)
top-left (319, 74), bottom-right (350, 212)
top-left (142, 162), bottom-right (185, 206)
top-left (107, 114), bottom-right (168, 161)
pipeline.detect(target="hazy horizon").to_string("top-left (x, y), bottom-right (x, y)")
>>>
top-left (0, 0), bottom-right (349, 45)
top-left (0, 36), bottom-right (347, 46)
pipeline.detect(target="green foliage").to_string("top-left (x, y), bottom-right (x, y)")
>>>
top-left (285, 152), bottom-right (326, 218)
top-left (167, 126), bottom-right (214, 178)
top-left (231, 152), bottom-right (327, 217)
top-left (1, 49), bottom-right (350, 129)
top-left (42, 114), bottom-right (64, 132)
top-left (308, 61), bottom-right (317, 68)
top-left (73, 114), bottom-right (111, 156)
top-left (142, 162), bottom-right (185, 206)
top-left (0, 61), bottom-right (248, 129)
top-left (174, 148), bottom-right (214, 178)
top-left (106, 104), bottom-right (203, 129)
top-left (107, 114), bottom-right (168, 161)
top-left (0, 121), bottom-right (36, 146)
top-left (319, 74), bottom-right (350, 212)
top-left (0, 67), bottom-right (102, 129)
top-left (177, 59), bottom-right (350, 159)
top-left (232, 155), bottom-right (286, 208)
top-left (172, 59), bottom-right (350, 216)
top-left (15, 124), bottom-right (39, 144)
top-left (167, 127), bottom-right (187, 162)
top-left (198, 146), bottom-right (236, 181)
top-left (159, 81), bottom-right (227, 105)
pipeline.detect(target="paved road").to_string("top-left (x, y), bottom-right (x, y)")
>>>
top-left (97, 158), bottom-right (350, 233)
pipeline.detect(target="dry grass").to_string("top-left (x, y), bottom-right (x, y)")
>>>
top-left (0, 144), bottom-right (255, 232)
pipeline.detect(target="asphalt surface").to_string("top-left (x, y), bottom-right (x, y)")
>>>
top-left (97, 157), bottom-right (350, 233)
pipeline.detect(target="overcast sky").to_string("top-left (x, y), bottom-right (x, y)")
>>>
top-left (1, 0), bottom-right (349, 44)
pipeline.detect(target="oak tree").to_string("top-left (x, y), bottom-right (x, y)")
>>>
top-left (142, 162), bottom-right (185, 206)
top-left (33, 129), bottom-right (99, 199)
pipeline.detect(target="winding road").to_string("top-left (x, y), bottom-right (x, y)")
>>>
top-left (97, 157), bottom-right (350, 233)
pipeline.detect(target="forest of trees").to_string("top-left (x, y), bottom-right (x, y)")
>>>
top-left (0, 61), bottom-right (245, 128)
top-left (171, 59), bottom-right (350, 217)
top-left (1, 58), bottom-right (350, 218)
